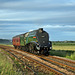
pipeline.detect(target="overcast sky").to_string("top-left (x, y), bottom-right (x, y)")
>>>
top-left (0, 0), bottom-right (75, 41)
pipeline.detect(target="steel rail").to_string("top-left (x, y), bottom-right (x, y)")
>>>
top-left (21, 51), bottom-right (75, 71)
top-left (0, 47), bottom-right (36, 75)
top-left (8, 49), bottom-right (65, 75)
top-left (13, 49), bottom-right (75, 71)
top-left (0, 45), bottom-right (75, 64)
top-left (12, 49), bottom-right (75, 72)
top-left (0, 45), bottom-right (75, 74)
top-left (49, 56), bottom-right (75, 64)
top-left (38, 56), bottom-right (75, 71)
top-left (1, 45), bottom-right (74, 72)
top-left (0, 46), bottom-right (65, 75)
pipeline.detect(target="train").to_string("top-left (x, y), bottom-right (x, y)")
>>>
top-left (12, 28), bottom-right (52, 55)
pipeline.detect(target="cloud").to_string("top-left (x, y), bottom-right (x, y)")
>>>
top-left (0, 0), bottom-right (75, 11)
top-left (0, 10), bottom-right (75, 25)
top-left (0, 24), bottom-right (75, 40)
top-left (0, 0), bottom-right (75, 25)
top-left (0, 0), bottom-right (75, 40)
top-left (29, 30), bottom-right (33, 32)
top-left (41, 25), bottom-right (75, 28)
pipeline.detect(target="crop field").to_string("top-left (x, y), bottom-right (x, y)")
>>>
top-left (52, 42), bottom-right (75, 51)
top-left (52, 45), bottom-right (75, 51)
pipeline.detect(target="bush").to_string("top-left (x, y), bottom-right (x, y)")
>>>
top-left (66, 52), bottom-right (75, 60)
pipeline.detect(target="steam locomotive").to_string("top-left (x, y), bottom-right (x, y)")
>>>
top-left (12, 28), bottom-right (52, 55)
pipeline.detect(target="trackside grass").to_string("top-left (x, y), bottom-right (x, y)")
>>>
top-left (0, 44), bottom-right (13, 47)
top-left (0, 49), bottom-right (22, 75)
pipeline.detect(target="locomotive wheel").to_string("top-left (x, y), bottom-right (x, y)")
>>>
top-left (18, 46), bottom-right (21, 50)
top-left (14, 46), bottom-right (17, 49)
top-left (44, 50), bottom-right (49, 56)
top-left (25, 45), bottom-right (29, 52)
top-left (45, 52), bottom-right (49, 56)
top-left (29, 43), bottom-right (34, 53)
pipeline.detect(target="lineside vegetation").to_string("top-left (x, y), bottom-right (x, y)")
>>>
top-left (0, 49), bottom-right (22, 75)
top-left (50, 42), bottom-right (75, 60)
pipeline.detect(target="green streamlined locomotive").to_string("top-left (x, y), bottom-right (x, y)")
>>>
top-left (12, 28), bottom-right (52, 55)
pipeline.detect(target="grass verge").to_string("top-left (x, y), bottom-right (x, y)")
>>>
top-left (0, 49), bottom-right (22, 75)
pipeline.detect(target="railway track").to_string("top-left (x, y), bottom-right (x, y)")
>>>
top-left (48, 56), bottom-right (75, 64)
top-left (0, 46), bottom-right (64, 75)
top-left (14, 47), bottom-right (75, 73)
top-left (0, 45), bottom-right (75, 75)
top-left (0, 48), bottom-right (35, 75)
top-left (39, 56), bottom-right (75, 72)
top-left (19, 50), bottom-right (75, 74)
top-left (17, 49), bottom-right (75, 72)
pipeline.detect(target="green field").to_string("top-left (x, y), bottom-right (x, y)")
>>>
top-left (50, 42), bottom-right (75, 60)
top-left (52, 45), bottom-right (75, 51)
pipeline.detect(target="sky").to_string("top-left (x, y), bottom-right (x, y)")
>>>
top-left (0, 0), bottom-right (75, 41)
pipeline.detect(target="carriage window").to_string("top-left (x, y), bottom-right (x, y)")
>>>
top-left (17, 40), bottom-right (18, 42)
